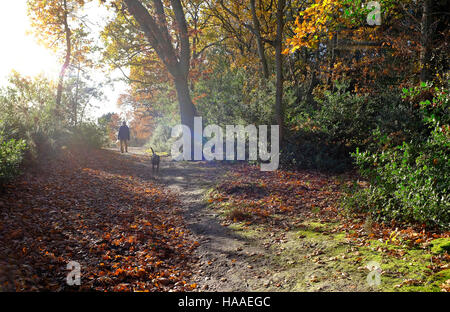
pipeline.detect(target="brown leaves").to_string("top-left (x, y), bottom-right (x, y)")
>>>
top-left (0, 148), bottom-right (197, 291)
top-left (210, 164), bottom-right (342, 227)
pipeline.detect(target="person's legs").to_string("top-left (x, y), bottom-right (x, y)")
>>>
top-left (124, 140), bottom-right (128, 153)
top-left (120, 140), bottom-right (124, 153)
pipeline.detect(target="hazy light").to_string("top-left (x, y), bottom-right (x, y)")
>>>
top-left (0, 1), bottom-right (128, 119)
top-left (0, 1), bottom-right (59, 81)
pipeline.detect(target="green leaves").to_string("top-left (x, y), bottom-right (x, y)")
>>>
top-left (0, 134), bottom-right (26, 184)
top-left (348, 85), bottom-right (450, 230)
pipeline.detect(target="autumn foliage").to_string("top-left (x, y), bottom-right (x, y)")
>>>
top-left (1, 0), bottom-right (447, 293)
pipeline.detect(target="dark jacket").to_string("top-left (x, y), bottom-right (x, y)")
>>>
top-left (118, 125), bottom-right (130, 141)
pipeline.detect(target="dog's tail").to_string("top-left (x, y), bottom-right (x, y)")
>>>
top-left (150, 147), bottom-right (156, 155)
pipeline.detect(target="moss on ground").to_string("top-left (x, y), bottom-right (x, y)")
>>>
top-left (228, 222), bottom-right (264, 240)
top-left (225, 218), bottom-right (448, 292)
top-left (208, 182), bottom-right (448, 292)
top-left (430, 238), bottom-right (450, 254)
top-left (401, 269), bottom-right (450, 292)
top-left (347, 239), bottom-right (436, 291)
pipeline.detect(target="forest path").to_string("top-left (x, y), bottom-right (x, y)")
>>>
top-left (121, 147), bottom-right (265, 291)
top-left (120, 147), bottom-right (374, 292)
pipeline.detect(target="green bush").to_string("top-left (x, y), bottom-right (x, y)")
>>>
top-left (281, 128), bottom-right (352, 172)
top-left (0, 72), bottom-right (62, 160)
top-left (194, 49), bottom-right (274, 127)
top-left (283, 80), bottom-right (421, 171)
top-left (0, 134), bottom-right (26, 184)
top-left (146, 122), bottom-right (176, 154)
top-left (65, 123), bottom-right (107, 149)
top-left (283, 82), bottom-right (379, 171)
top-left (346, 84), bottom-right (449, 230)
top-left (0, 72), bottom-right (107, 163)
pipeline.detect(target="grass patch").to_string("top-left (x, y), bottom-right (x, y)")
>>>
top-left (228, 222), bottom-right (264, 240)
top-left (430, 238), bottom-right (450, 254)
top-left (228, 217), bottom-right (446, 292)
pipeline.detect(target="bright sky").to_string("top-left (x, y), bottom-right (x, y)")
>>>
top-left (0, 1), bottom-right (128, 119)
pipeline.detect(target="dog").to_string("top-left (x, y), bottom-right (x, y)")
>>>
top-left (150, 147), bottom-right (160, 172)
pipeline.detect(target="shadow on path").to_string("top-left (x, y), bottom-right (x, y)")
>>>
top-left (115, 147), bottom-right (269, 291)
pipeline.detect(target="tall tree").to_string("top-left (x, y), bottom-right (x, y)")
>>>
top-left (213, 0), bottom-right (270, 79)
top-left (211, 0), bottom-right (288, 139)
top-left (122, 0), bottom-right (197, 136)
top-left (27, 0), bottom-right (85, 114)
top-left (274, 0), bottom-right (286, 142)
top-left (249, 0), bottom-right (269, 79)
top-left (419, 0), bottom-right (432, 82)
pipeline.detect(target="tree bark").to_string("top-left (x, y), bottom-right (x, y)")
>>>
top-left (73, 63), bottom-right (80, 126)
top-left (250, 0), bottom-right (269, 79)
top-left (306, 48), bottom-right (320, 107)
top-left (327, 34), bottom-right (337, 87)
top-left (420, 0), bottom-right (433, 82)
top-left (123, 0), bottom-right (196, 136)
top-left (55, 0), bottom-right (71, 114)
top-left (174, 77), bottom-right (197, 132)
top-left (274, 0), bottom-right (286, 143)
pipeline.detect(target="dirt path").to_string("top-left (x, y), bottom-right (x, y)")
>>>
top-left (122, 147), bottom-right (267, 291)
top-left (121, 147), bottom-right (370, 292)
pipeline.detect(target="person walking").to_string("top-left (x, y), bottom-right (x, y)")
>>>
top-left (118, 121), bottom-right (130, 153)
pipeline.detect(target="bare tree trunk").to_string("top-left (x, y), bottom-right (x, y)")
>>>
top-left (250, 0), bottom-right (269, 79)
top-left (327, 34), bottom-right (337, 87)
top-left (420, 0), bottom-right (433, 82)
top-left (174, 77), bottom-right (197, 132)
top-left (55, 0), bottom-right (71, 114)
top-left (73, 63), bottom-right (80, 126)
top-left (124, 0), bottom-right (196, 139)
top-left (306, 48), bottom-right (320, 107)
top-left (274, 0), bottom-right (286, 143)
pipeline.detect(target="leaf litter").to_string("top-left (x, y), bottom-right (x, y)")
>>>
top-left (0, 148), bottom-right (198, 291)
